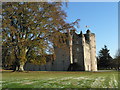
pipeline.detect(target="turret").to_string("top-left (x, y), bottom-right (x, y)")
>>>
top-left (86, 29), bottom-right (91, 34)
top-left (85, 29), bottom-right (91, 43)
top-left (79, 31), bottom-right (85, 45)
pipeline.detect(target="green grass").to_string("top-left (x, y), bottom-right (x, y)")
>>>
top-left (1, 70), bottom-right (119, 88)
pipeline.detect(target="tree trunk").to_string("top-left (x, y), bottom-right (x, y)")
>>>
top-left (18, 62), bottom-right (25, 72)
top-left (16, 47), bottom-right (28, 72)
top-left (13, 63), bottom-right (25, 72)
top-left (12, 61), bottom-right (24, 72)
top-left (12, 60), bottom-right (19, 72)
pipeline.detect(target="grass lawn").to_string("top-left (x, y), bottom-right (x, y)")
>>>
top-left (1, 70), bottom-right (119, 89)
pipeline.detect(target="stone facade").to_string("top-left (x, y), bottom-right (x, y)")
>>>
top-left (24, 29), bottom-right (97, 71)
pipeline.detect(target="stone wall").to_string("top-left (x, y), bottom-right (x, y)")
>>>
top-left (24, 46), bottom-right (70, 71)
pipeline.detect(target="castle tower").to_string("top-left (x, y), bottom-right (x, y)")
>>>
top-left (86, 30), bottom-right (97, 71)
top-left (71, 31), bottom-right (85, 71)
top-left (81, 30), bottom-right (91, 71)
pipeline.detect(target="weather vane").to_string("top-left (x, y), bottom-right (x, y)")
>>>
top-left (85, 25), bottom-right (90, 29)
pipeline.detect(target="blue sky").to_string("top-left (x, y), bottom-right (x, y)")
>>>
top-left (64, 2), bottom-right (118, 58)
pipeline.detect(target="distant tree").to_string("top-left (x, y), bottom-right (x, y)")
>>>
top-left (111, 49), bottom-right (120, 70)
top-left (97, 45), bottom-right (113, 69)
top-left (2, 2), bottom-right (79, 71)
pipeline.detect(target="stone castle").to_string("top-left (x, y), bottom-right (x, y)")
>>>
top-left (25, 29), bottom-right (97, 71)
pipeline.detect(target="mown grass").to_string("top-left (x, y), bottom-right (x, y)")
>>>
top-left (1, 70), bottom-right (119, 89)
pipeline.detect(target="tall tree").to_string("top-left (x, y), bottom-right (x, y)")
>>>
top-left (97, 45), bottom-right (113, 69)
top-left (2, 2), bottom-right (79, 71)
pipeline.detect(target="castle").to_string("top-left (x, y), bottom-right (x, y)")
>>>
top-left (24, 29), bottom-right (97, 71)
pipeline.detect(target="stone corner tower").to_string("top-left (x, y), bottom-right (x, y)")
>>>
top-left (83, 29), bottom-right (97, 71)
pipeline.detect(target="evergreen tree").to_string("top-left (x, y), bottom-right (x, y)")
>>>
top-left (97, 45), bottom-right (113, 69)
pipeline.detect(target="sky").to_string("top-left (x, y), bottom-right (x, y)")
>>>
top-left (64, 2), bottom-right (118, 58)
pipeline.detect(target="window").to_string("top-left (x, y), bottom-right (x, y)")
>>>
top-left (77, 48), bottom-right (79, 51)
top-left (76, 41), bottom-right (79, 44)
top-left (74, 59), bottom-right (77, 62)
